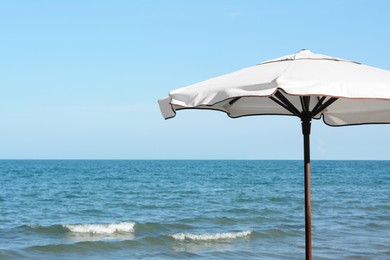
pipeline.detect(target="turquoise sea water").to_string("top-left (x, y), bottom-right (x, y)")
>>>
top-left (1, 160), bottom-right (390, 259)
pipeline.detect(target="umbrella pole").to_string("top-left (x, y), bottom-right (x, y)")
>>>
top-left (302, 116), bottom-right (312, 260)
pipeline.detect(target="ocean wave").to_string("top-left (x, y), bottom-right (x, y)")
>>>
top-left (169, 231), bottom-right (252, 241)
top-left (63, 222), bottom-right (136, 234)
top-left (20, 224), bottom-right (68, 235)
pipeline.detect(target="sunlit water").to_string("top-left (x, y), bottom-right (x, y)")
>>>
top-left (1, 160), bottom-right (390, 259)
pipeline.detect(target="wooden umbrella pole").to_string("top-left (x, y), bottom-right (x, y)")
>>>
top-left (302, 116), bottom-right (312, 260)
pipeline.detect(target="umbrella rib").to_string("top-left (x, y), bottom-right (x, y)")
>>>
top-left (301, 96), bottom-right (311, 112)
top-left (229, 97), bottom-right (241, 105)
top-left (269, 96), bottom-right (294, 114)
top-left (311, 96), bottom-right (326, 115)
top-left (300, 96), bottom-right (305, 112)
top-left (271, 91), bottom-right (302, 117)
top-left (312, 97), bottom-right (338, 117)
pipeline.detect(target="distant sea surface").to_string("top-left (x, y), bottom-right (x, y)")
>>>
top-left (1, 160), bottom-right (390, 259)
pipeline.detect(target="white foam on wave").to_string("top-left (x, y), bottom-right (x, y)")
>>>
top-left (63, 222), bottom-right (136, 234)
top-left (170, 230), bottom-right (252, 241)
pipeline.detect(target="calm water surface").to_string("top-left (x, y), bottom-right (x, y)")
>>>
top-left (0, 160), bottom-right (389, 259)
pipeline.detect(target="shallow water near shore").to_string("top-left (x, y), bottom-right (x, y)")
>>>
top-left (1, 160), bottom-right (390, 259)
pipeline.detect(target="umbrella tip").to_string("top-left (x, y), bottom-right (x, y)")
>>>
top-left (293, 49), bottom-right (313, 59)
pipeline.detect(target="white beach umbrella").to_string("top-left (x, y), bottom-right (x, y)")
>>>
top-left (158, 49), bottom-right (390, 260)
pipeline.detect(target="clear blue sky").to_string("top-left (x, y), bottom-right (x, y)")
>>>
top-left (1, 0), bottom-right (390, 159)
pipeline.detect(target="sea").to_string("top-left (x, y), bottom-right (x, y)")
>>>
top-left (0, 160), bottom-right (390, 260)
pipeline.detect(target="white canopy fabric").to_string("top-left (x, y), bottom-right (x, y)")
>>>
top-left (159, 50), bottom-right (390, 126)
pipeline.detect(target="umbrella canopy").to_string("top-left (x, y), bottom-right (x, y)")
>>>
top-left (158, 50), bottom-right (390, 260)
top-left (159, 50), bottom-right (390, 125)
